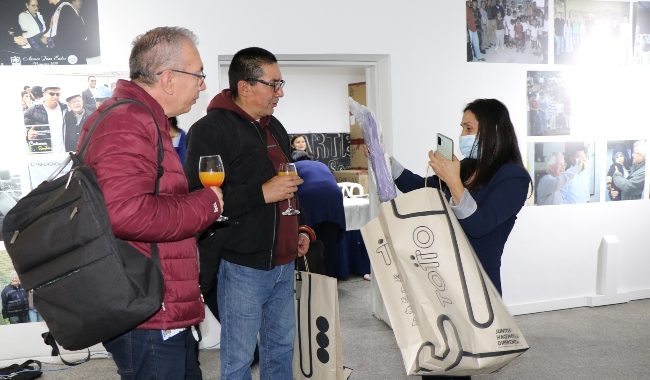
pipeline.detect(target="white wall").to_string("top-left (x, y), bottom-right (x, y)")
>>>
top-left (1, 0), bottom-right (649, 364)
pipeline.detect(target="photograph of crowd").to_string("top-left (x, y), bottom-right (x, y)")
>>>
top-left (553, 1), bottom-right (633, 65)
top-left (466, 0), bottom-right (549, 64)
top-left (0, 0), bottom-right (100, 66)
top-left (634, 2), bottom-right (650, 65)
top-left (22, 75), bottom-right (115, 155)
top-left (528, 141), bottom-right (598, 206)
top-left (605, 140), bottom-right (646, 201)
top-left (526, 71), bottom-right (571, 136)
top-left (19, 73), bottom-right (125, 188)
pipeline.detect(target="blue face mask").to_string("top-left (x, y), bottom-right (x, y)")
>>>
top-left (459, 134), bottom-right (479, 159)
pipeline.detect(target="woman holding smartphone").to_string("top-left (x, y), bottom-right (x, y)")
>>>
top-left (391, 99), bottom-right (530, 380)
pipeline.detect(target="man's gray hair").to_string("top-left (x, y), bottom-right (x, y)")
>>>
top-left (545, 151), bottom-right (564, 171)
top-left (634, 140), bottom-right (646, 160)
top-left (129, 27), bottom-right (198, 86)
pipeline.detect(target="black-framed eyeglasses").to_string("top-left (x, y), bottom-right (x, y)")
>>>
top-left (245, 78), bottom-right (285, 93)
top-left (157, 69), bottom-right (206, 86)
top-left (47, 92), bottom-right (61, 97)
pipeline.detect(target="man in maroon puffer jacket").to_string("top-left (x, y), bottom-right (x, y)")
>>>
top-left (76, 27), bottom-right (223, 380)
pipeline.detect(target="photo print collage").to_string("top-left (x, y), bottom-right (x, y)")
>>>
top-left (1, 1), bottom-right (112, 327)
top-left (465, 1), bottom-right (648, 206)
top-left (466, 0), bottom-right (650, 66)
top-left (1, 71), bottom-right (127, 326)
top-left (526, 71), bottom-right (646, 206)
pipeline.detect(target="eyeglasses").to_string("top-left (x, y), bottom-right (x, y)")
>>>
top-left (157, 69), bottom-right (206, 86)
top-left (245, 78), bottom-right (285, 93)
top-left (47, 92), bottom-right (61, 97)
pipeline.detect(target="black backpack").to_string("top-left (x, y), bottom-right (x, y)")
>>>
top-left (1, 99), bottom-right (165, 351)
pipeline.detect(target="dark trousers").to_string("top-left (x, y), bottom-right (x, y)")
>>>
top-left (311, 221), bottom-right (341, 277)
top-left (103, 329), bottom-right (201, 380)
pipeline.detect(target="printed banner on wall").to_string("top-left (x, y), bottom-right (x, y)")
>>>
top-left (0, 72), bottom-right (128, 244)
top-left (0, 0), bottom-right (101, 66)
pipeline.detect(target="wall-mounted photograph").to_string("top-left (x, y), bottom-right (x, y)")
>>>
top-left (605, 140), bottom-right (646, 201)
top-left (527, 71), bottom-right (572, 136)
top-left (0, 0), bottom-right (101, 66)
top-left (634, 2), bottom-right (650, 65)
top-left (0, 249), bottom-right (43, 326)
top-left (20, 73), bottom-right (126, 188)
top-left (466, 0), bottom-right (549, 63)
top-left (527, 141), bottom-right (599, 205)
top-left (553, 0), bottom-right (633, 65)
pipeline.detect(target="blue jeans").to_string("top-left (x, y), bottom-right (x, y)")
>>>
top-left (555, 35), bottom-right (563, 55)
top-left (8, 314), bottom-right (30, 324)
top-left (468, 29), bottom-right (483, 60)
top-left (29, 308), bottom-right (43, 322)
top-left (218, 260), bottom-right (295, 380)
top-left (103, 329), bottom-right (201, 380)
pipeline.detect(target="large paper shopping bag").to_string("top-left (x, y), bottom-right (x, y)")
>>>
top-left (293, 271), bottom-right (352, 380)
top-left (361, 219), bottom-right (439, 376)
top-left (364, 187), bottom-right (529, 376)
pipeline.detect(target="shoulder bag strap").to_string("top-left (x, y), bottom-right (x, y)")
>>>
top-left (76, 98), bottom-right (165, 267)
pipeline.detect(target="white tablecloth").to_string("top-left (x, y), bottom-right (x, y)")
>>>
top-left (343, 197), bottom-right (370, 231)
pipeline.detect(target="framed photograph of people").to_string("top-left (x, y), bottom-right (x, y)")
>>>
top-left (527, 141), bottom-right (599, 206)
top-left (0, 248), bottom-right (43, 325)
top-left (0, 0), bottom-right (101, 66)
top-left (634, 1), bottom-right (650, 65)
top-left (553, 1), bottom-right (633, 65)
top-left (527, 71), bottom-right (572, 136)
top-left (19, 73), bottom-right (126, 188)
top-left (605, 140), bottom-right (646, 201)
top-left (466, 0), bottom-right (549, 63)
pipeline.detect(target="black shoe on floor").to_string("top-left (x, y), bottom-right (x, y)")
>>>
top-left (480, 50), bottom-right (487, 54)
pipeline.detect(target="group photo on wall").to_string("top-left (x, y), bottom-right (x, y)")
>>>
top-left (634, 1), bottom-right (650, 65)
top-left (466, 0), bottom-right (549, 64)
top-left (553, 0), bottom-right (633, 65)
top-left (0, 0), bottom-right (101, 66)
top-left (526, 70), bottom-right (572, 136)
top-left (1, 71), bottom-right (124, 324)
top-left (19, 73), bottom-right (125, 188)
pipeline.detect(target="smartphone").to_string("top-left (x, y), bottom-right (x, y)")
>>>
top-left (436, 133), bottom-right (454, 160)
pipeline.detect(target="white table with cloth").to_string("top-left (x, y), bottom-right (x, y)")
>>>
top-left (331, 196), bottom-right (371, 278)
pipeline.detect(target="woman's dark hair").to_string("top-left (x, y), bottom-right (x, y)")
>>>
top-left (290, 134), bottom-right (314, 159)
top-left (169, 116), bottom-right (181, 132)
top-left (460, 99), bottom-right (527, 192)
top-left (290, 135), bottom-right (305, 150)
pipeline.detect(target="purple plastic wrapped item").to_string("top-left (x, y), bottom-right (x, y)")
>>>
top-left (348, 97), bottom-right (397, 202)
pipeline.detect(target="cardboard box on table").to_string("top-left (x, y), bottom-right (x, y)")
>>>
top-left (332, 169), bottom-right (368, 195)
top-left (349, 140), bottom-right (368, 169)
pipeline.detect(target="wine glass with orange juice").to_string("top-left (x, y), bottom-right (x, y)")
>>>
top-left (278, 162), bottom-right (300, 216)
top-left (199, 155), bottom-right (228, 221)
